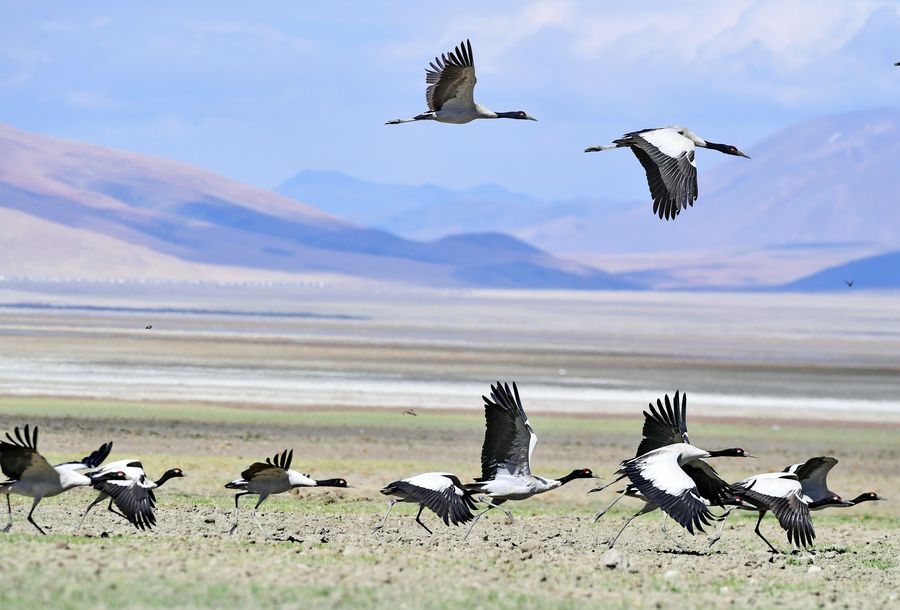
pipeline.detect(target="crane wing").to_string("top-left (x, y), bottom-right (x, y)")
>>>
top-left (392, 474), bottom-right (478, 526)
top-left (736, 475), bottom-right (815, 548)
top-left (636, 391), bottom-right (690, 456)
top-left (785, 456), bottom-right (837, 503)
top-left (479, 381), bottom-right (535, 480)
top-left (0, 425), bottom-right (56, 482)
top-left (620, 129), bottom-right (698, 220)
top-left (681, 459), bottom-right (734, 506)
top-left (54, 441), bottom-right (113, 472)
top-left (95, 477), bottom-right (158, 530)
top-left (425, 39), bottom-right (476, 112)
top-left (619, 448), bottom-right (713, 534)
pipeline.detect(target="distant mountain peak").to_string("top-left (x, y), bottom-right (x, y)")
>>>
top-left (0, 122), bottom-right (630, 290)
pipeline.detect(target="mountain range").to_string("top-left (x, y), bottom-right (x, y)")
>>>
top-left (0, 123), bottom-right (631, 289)
top-left (1, 108), bottom-right (898, 291)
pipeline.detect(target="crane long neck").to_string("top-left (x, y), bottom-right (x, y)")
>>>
top-left (555, 471), bottom-right (583, 485)
top-left (154, 472), bottom-right (178, 487)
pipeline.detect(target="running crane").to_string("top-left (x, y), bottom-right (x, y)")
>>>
top-left (0, 425), bottom-right (124, 534)
top-left (592, 391), bottom-right (751, 548)
top-left (374, 472), bottom-right (478, 534)
top-left (463, 382), bottom-right (595, 539)
top-left (225, 449), bottom-right (349, 536)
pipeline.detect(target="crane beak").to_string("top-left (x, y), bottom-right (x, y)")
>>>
top-left (738, 151), bottom-right (751, 159)
top-left (745, 453), bottom-right (757, 458)
top-left (526, 115), bottom-right (538, 121)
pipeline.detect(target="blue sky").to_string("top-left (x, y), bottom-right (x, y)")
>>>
top-left (2, 1), bottom-right (899, 200)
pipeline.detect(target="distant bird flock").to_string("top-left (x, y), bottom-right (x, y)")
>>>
top-left (0, 39), bottom-right (887, 550)
top-left (0, 385), bottom-right (883, 553)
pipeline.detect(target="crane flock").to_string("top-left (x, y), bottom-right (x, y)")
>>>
top-left (0, 38), bottom-right (888, 556)
top-left (0, 385), bottom-right (884, 554)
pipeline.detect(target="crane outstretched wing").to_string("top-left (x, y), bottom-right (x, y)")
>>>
top-left (619, 129), bottom-right (698, 220)
top-left (0, 425), bottom-right (55, 482)
top-left (426, 39), bottom-right (476, 112)
top-left (478, 382), bottom-right (536, 480)
top-left (636, 391), bottom-right (689, 456)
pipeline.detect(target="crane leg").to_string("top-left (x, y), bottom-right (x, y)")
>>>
top-left (753, 510), bottom-right (779, 554)
top-left (2, 494), bottom-right (11, 532)
top-left (708, 507), bottom-right (737, 548)
top-left (106, 497), bottom-right (129, 521)
top-left (608, 502), bottom-right (655, 549)
top-left (463, 505), bottom-right (493, 541)
top-left (372, 500), bottom-right (398, 533)
top-left (229, 491), bottom-right (251, 535)
top-left (594, 488), bottom-right (627, 522)
top-left (77, 493), bottom-right (107, 530)
top-left (386, 114), bottom-right (433, 125)
top-left (26, 497), bottom-right (46, 535)
top-left (463, 499), bottom-right (509, 541)
top-left (660, 513), bottom-right (686, 550)
top-left (588, 474), bottom-right (627, 495)
top-left (250, 495), bottom-right (268, 537)
top-left (413, 504), bottom-right (433, 535)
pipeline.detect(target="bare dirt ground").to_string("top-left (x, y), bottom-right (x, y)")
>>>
top-left (0, 285), bottom-right (898, 608)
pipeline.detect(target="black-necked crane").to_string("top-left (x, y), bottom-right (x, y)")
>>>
top-left (727, 471), bottom-right (824, 553)
top-left (0, 425), bottom-right (124, 534)
top-left (386, 39), bottom-right (537, 125)
top-left (79, 460), bottom-right (185, 530)
top-left (585, 127), bottom-right (749, 220)
top-left (592, 391), bottom-right (750, 548)
top-left (784, 456), bottom-right (884, 509)
top-left (225, 449), bottom-right (349, 536)
top-left (462, 382), bottom-right (595, 540)
top-left (592, 391), bottom-right (753, 548)
top-left (706, 457), bottom-right (886, 548)
top-left (374, 472), bottom-right (477, 534)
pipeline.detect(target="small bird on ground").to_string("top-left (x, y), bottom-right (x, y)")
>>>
top-left (225, 449), bottom-right (349, 536)
top-left (386, 39), bottom-right (537, 125)
top-left (585, 127), bottom-right (749, 220)
top-left (462, 382), bottom-right (596, 539)
top-left (0, 425), bottom-right (123, 534)
top-left (403, 409), bottom-right (417, 417)
top-left (374, 472), bottom-right (477, 534)
top-left (79, 460), bottom-right (185, 530)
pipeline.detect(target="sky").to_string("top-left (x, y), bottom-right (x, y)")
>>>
top-left (2, 1), bottom-right (900, 201)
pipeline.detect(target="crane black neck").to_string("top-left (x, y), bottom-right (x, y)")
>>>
top-left (707, 448), bottom-right (747, 458)
top-left (557, 469), bottom-right (594, 485)
top-left (316, 478), bottom-right (348, 488)
top-left (154, 470), bottom-right (181, 486)
top-left (850, 492), bottom-right (882, 504)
